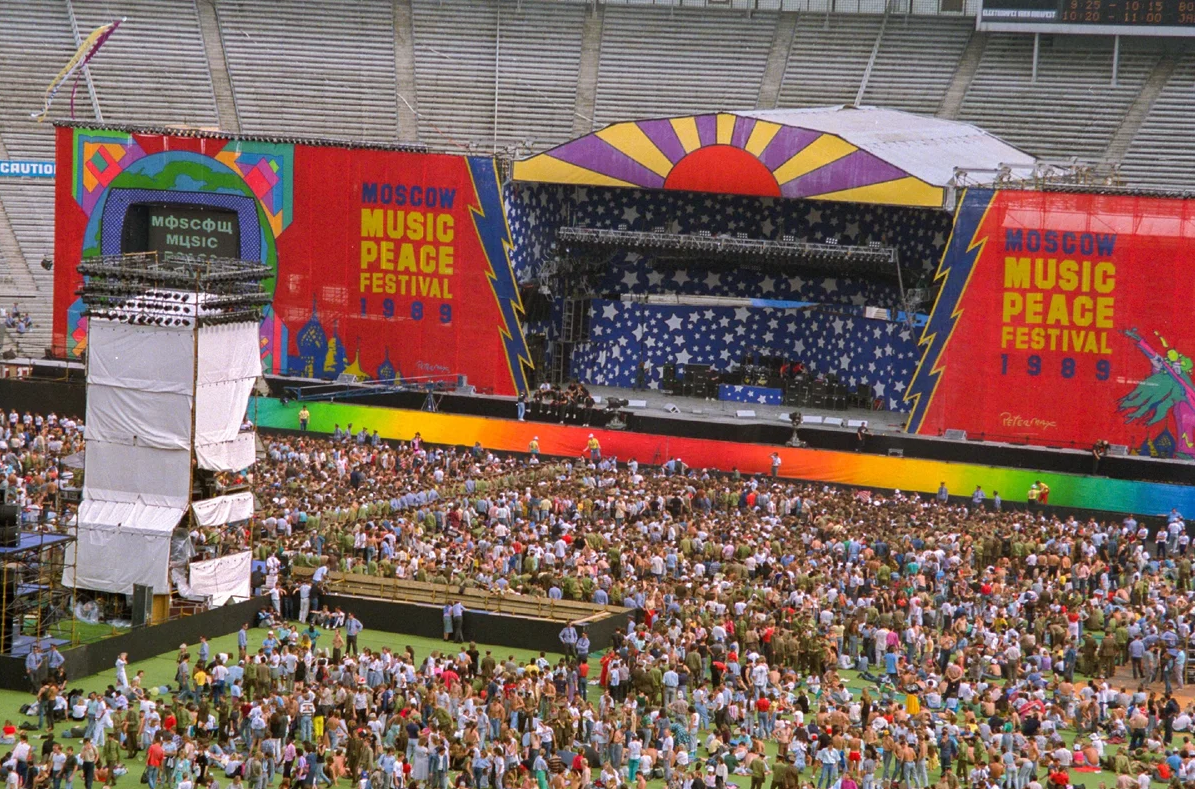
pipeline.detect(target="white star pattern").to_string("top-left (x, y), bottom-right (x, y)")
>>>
top-left (505, 183), bottom-right (948, 411)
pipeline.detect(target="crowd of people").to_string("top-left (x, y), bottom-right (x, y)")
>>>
top-left (4, 410), bottom-right (1195, 789)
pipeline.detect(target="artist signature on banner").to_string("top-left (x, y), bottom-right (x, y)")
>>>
top-left (999, 412), bottom-right (1058, 431)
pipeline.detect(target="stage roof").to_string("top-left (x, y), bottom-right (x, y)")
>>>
top-left (512, 106), bottom-right (1035, 209)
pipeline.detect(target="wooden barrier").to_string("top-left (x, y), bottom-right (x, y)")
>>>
top-left (291, 566), bottom-right (626, 624)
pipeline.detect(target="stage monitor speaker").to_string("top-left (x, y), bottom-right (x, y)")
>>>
top-left (131, 584), bottom-right (153, 628)
top-left (0, 503), bottom-right (19, 548)
top-left (943, 429), bottom-right (968, 441)
top-left (888, 448), bottom-right (904, 457)
top-left (735, 409), bottom-right (757, 419)
top-left (664, 404), bottom-right (680, 414)
top-left (1108, 444), bottom-right (1129, 456)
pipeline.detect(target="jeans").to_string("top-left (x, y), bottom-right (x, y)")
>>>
top-left (147, 766), bottom-right (159, 789)
top-left (517, 402), bottom-right (525, 420)
top-left (818, 764), bottom-right (838, 789)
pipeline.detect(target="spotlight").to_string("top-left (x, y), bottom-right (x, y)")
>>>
top-left (40, 256), bottom-right (53, 271)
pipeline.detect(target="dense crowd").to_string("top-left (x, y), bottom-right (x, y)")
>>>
top-left (5, 411), bottom-right (1195, 789)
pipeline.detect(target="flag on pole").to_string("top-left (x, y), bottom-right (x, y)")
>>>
top-left (32, 18), bottom-right (123, 121)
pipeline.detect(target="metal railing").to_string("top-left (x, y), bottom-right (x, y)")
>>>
top-left (527, 0), bottom-right (980, 17)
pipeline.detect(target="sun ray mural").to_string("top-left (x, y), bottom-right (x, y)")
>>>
top-left (513, 107), bottom-right (1031, 209)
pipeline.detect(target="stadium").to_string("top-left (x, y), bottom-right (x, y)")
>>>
top-left (1, 3), bottom-right (1195, 789)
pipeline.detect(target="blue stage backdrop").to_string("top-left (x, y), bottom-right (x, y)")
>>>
top-left (572, 299), bottom-right (917, 409)
top-left (505, 184), bottom-right (951, 411)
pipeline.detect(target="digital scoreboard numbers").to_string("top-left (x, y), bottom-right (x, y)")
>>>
top-left (979, 0), bottom-right (1195, 33)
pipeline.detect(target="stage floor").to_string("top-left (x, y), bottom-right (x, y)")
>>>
top-left (587, 385), bottom-right (907, 433)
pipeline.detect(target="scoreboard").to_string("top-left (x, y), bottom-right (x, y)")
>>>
top-left (979, 0), bottom-right (1195, 33)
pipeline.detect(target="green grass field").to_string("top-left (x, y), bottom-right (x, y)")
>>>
top-left (0, 624), bottom-right (1138, 789)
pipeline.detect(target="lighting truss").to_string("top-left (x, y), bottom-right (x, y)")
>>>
top-left (556, 226), bottom-right (901, 279)
top-left (77, 252), bottom-right (271, 327)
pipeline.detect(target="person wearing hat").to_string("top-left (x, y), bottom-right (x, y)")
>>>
top-left (528, 436), bottom-right (540, 458)
top-left (586, 434), bottom-right (600, 463)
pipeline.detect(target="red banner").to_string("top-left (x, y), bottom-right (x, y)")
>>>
top-left (52, 126), bottom-right (531, 395)
top-left (907, 189), bottom-right (1195, 458)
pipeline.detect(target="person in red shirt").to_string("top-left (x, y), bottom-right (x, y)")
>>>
top-left (578, 660), bottom-right (590, 697)
top-left (146, 737), bottom-right (166, 789)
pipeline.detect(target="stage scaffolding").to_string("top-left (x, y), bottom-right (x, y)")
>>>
top-left (0, 530), bottom-right (77, 657)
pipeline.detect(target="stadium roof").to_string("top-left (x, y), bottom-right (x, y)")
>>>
top-left (512, 106), bottom-right (1036, 209)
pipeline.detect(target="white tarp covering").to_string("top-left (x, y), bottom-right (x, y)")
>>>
top-left (85, 384), bottom-right (192, 450)
top-left (188, 551), bottom-right (251, 606)
top-left (72, 318), bottom-right (259, 595)
top-left (191, 491), bottom-right (255, 527)
top-left (195, 323), bottom-right (261, 471)
top-left (196, 432), bottom-right (257, 472)
top-left (85, 321), bottom-right (196, 455)
top-left (197, 323), bottom-right (261, 386)
top-left (86, 321), bottom-right (194, 395)
top-left (77, 499), bottom-right (185, 535)
top-left (82, 440), bottom-right (192, 508)
top-left (65, 499), bottom-right (185, 595)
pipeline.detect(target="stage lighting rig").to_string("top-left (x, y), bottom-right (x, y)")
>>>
top-left (556, 226), bottom-right (900, 280)
top-left (78, 251), bottom-right (272, 326)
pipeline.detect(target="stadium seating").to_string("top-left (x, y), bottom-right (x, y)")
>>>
top-left (1119, 51), bottom-right (1195, 190)
top-left (73, 0), bottom-right (219, 128)
top-left (0, 1), bottom-right (1192, 354)
top-left (957, 33), bottom-right (1161, 162)
top-left (0, 0), bottom-right (73, 161)
top-left (778, 14), bottom-right (885, 108)
top-left (860, 16), bottom-right (975, 116)
top-left (217, 0), bottom-right (402, 141)
top-left (411, 0), bottom-right (587, 152)
top-left (593, 6), bottom-right (775, 125)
